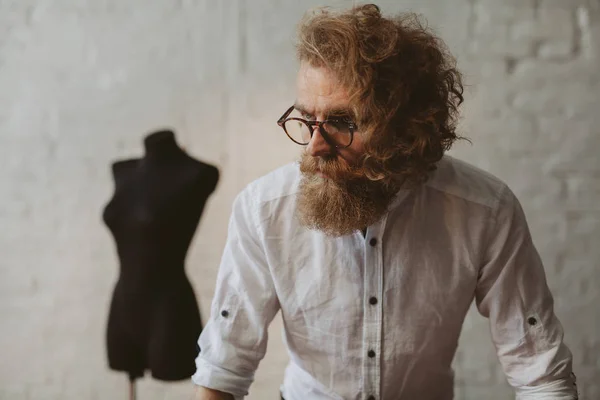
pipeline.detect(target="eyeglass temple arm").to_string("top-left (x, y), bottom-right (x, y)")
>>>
top-left (277, 106), bottom-right (295, 125)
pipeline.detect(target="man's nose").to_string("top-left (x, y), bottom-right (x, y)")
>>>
top-left (306, 125), bottom-right (333, 157)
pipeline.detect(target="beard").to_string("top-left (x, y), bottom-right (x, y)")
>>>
top-left (296, 152), bottom-right (402, 237)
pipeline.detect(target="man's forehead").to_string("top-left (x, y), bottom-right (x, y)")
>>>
top-left (295, 62), bottom-right (350, 114)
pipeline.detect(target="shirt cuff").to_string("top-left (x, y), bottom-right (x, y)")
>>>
top-left (191, 355), bottom-right (254, 400)
top-left (515, 376), bottom-right (579, 400)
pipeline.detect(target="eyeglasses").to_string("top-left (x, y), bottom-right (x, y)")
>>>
top-left (277, 105), bottom-right (357, 148)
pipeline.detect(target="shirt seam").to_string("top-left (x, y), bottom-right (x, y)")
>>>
top-left (477, 183), bottom-right (509, 276)
top-left (424, 183), bottom-right (502, 211)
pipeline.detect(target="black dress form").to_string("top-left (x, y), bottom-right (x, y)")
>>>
top-left (102, 130), bottom-right (219, 383)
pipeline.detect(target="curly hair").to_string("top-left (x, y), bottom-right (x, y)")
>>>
top-left (295, 4), bottom-right (466, 187)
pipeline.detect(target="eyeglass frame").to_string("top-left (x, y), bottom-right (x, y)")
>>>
top-left (277, 105), bottom-right (358, 149)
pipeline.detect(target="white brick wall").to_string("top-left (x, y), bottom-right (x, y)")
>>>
top-left (0, 0), bottom-right (598, 399)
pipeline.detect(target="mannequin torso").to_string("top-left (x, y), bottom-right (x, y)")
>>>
top-left (102, 130), bottom-right (219, 382)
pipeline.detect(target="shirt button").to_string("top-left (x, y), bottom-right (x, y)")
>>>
top-left (369, 297), bottom-right (378, 305)
top-left (528, 317), bottom-right (537, 326)
top-left (221, 310), bottom-right (229, 317)
top-left (368, 350), bottom-right (376, 358)
top-left (369, 238), bottom-right (377, 246)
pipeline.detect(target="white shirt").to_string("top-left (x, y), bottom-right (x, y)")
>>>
top-left (192, 155), bottom-right (577, 400)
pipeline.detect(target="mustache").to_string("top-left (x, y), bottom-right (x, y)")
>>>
top-left (299, 153), bottom-right (363, 181)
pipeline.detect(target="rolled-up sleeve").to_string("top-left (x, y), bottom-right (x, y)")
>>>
top-left (475, 185), bottom-right (578, 399)
top-left (191, 185), bottom-right (280, 399)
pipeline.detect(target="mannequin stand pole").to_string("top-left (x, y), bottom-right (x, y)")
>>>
top-left (128, 375), bottom-right (136, 400)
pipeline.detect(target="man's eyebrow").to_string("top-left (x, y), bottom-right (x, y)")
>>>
top-left (293, 103), bottom-right (351, 118)
top-left (326, 107), bottom-right (352, 117)
top-left (293, 102), bottom-right (310, 114)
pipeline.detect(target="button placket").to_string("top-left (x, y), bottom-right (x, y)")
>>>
top-left (362, 223), bottom-right (384, 400)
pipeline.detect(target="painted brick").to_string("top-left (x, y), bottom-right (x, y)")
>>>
top-left (0, 0), bottom-right (598, 399)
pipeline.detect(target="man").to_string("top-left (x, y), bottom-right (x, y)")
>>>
top-left (193, 4), bottom-right (577, 400)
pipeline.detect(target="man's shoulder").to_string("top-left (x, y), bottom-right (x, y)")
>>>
top-left (426, 155), bottom-right (510, 209)
top-left (241, 162), bottom-right (301, 205)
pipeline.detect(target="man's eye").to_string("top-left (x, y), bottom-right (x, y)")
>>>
top-left (302, 113), bottom-right (315, 120)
